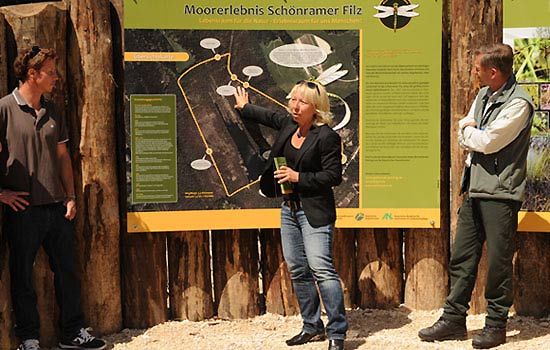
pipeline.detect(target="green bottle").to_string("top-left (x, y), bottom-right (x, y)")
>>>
top-left (274, 156), bottom-right (293, 194)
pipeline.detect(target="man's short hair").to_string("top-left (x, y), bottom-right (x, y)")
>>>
top-left (13, 46), bottom-right (57, 82)
top-left (475, 43), bottom-right (514, 77)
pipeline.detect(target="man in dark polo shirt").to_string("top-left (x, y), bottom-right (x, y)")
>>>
top-left (0, 46), bottom-right (105, 350)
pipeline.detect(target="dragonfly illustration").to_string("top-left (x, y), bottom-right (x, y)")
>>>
top-left (315, 63), bottom-right (351, 131)
top-left (373, 3), bottom-right (419, 32)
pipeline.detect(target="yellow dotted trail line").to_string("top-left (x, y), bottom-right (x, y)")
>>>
top-left (177, 53), bottom-right (282, 197)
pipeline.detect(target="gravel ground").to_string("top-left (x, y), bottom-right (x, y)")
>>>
top-left (96, 308), bottom-right (550, 350)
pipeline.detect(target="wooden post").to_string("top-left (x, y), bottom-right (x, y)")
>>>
top-left (121, 233), bottom-right (169, 328)
top-left (404, 229), bottom-right (448, 309)
top-left (259, 228), bottom-right (298, 315)
top-left (514, 233), bottom-right (550, 317)
top-left (65, 0), bottom-right (122, 333)
top-left (333, 228), bottom-right (357, 308)
top-left (168, 231), bottom-right (214, 321)
top-left (109, 0), bottom-right (123, 26)
top-left (0, 11), bottom-right (7, 94)
top-left (404, 0), bottom-right (450, 311)
top-left (1, 2), bottom-right (67, 111)
top-left (450, 0), bottom-right (502, 314)
top-left (356, 228), bottom-right (403, 308)
top-left (105, 0), bottom-right (167, 329)
top-left (0, 11), bottom-right (16, 350)
top-left (212, 229), bottom-right (260, 319)
top-left (0, 228), bottom-right (16, 350)
top-left (1, 3), bottom-right (67, 346)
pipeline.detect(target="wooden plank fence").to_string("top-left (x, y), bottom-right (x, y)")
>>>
top-left (0, 1), bottom-right (549, 349)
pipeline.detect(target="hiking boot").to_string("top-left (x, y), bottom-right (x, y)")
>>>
top-left (17, 339), bottom-right (40, 350)
top-left (286, 329), bottom-right (326, 346)
top-left (472, 326), bottom-right (506, 349)
top-left (58, 327), bottom-right (106, 350)
top-left (418, 318), bottom-right (467, 342)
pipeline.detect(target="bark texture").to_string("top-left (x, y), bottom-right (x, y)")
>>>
top-left (333, 227), bottom-right (357, 308)
top-left (259, 229), bottom-right (298, 316)
top-left (212, 229), bottom-right (260, 319)
top-left (356, 228), bottom-right (403, 308)
top-left (168, 231), bottom-right (214, 321)
top-left (514, 233), bottom-right (550, 317)
top-left (449, 0), bottom-right (502, 314)
top-left (121, 233), bottom-right (168, 328)
top-left (66, 0), bottom-right (122, 333)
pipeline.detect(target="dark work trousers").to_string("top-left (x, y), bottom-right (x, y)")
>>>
top-left (442, 195), bottom-right (521, 328)
top-left (5, 203), bottom-right (84, 341)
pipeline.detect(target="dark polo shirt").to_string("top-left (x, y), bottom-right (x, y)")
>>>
top-left (0, 88), bottom-right (68, 206)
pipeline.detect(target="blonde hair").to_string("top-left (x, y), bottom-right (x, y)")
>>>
top-left (288, 80), bottom-right (333, 126)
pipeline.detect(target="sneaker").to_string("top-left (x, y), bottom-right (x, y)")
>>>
top-left (58, 327), bottom-right (106, 350)
top-left (17, 339), bottom-right (41, 350)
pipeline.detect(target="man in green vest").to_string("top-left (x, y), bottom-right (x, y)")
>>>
top-left (418, 43), bottom-right (534, 349)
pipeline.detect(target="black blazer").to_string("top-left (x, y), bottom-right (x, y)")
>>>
top-left (241, 104), bottom-right (342, 227)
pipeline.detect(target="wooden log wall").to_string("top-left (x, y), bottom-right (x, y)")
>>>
top-left (0, 1), bottom-right (549, 349)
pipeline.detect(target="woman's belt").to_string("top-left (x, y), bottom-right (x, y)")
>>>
top-left (284, 199), bottom-right (301, 211)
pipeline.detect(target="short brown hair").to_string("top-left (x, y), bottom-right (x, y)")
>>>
top-left (475, 43), bottom-right (513, 77)
top-left (13, 46), bottom-right (57, 82)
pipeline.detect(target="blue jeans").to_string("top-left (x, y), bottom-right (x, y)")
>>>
top-left (5, 203), bottom-right (84, 341)
top-left (280, 203), bottom-right (348, 340)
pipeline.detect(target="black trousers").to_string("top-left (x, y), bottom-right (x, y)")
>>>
top-left (442, 195), bottom-right (521, 328)
top-left (5, 203), bottom-right (84, 341)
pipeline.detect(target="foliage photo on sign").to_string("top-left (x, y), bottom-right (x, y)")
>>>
top-left (514, 37), bottom-right (550, 83)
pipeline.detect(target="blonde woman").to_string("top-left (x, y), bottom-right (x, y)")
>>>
top-left (234, 81), bottom-right (347, 350)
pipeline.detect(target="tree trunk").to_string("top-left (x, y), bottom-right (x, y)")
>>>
top-left (1, 2), bottom-right (67, 111)
top-left (514, 233), bottom-right (550, 317)
top-left (109, 0), bottom-right (123, 26)
top-left (212, 229), bottom-right (260, 319)
top-left (121, 233), bottom-right (169, 328)
top-left (168, 231), bottom-right (214, 321)
top-left (356, 228), bottom-right (403, 308)
top-left (0, 11), bottom-right (16, 350)
top-left (259, 228), bottom-right (298, 315)
top-left (66, 0), bottom-right (122, 333)
top-left (404, 0), bottom-right (450, 311)
top-left (0, 223), bottom-right (16, 350)
top-left (404, 229), bottom-right (448, 309)
top-left (1, 3), bottom-right (67, 346)
top-left (450, 0), bottom-right (502, 314)
top-left (104, 0), bottom-right (163, 329)
top-left (333, 228), bottom-right (357, 308)
top-left (0, 11), bottom-right (6, 95)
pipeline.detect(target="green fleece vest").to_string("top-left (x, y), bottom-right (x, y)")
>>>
top-left (466, 75), bottom-right (534, 202)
